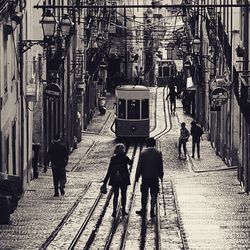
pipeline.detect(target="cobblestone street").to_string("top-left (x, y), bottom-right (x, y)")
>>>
top-left (0, 93), bottom-right (250, 249)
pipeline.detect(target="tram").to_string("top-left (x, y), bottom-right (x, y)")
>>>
top-left (115, 85), bottom-right (150, 138)
top-left (156, 60), bottom-right (177, 86)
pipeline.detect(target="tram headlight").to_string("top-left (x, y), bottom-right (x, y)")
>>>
top-left (131, 125), bottom-right (136, 132)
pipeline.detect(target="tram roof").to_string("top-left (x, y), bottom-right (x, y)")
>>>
top-left (115, 85), bottom-right (150, 99)
top-left (115, 84), bottom-right (149, 91)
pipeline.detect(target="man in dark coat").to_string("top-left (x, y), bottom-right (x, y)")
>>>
top-left (46, 134), bottom-right (69, 197)
top-left (135, 137), bottom-right (164, 218)
top-left (166, 87), bottom-right (178, 114)
top-left (190, 121), bottom-right (203, 158)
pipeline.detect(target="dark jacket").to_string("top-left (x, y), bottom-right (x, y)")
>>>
top-left (104, 154), bottom-right (133, 186)
top-left (47, 141), bottom-right (68, 168)
top-left (191, 125), bottom-right (203, 142)
top-left (136, 147), bottom-right (163, 181)
top-left (166, 90), bottom-right (178, 101)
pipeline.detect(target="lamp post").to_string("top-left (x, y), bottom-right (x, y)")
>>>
top-left (40, 10), bottom-right (57, 38)
top-left (39, 9), bottom-right (74, 152)
top-left (192, 36), bottom-right (201, 55)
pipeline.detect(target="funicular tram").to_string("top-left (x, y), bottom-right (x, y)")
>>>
top-left (156, 60), bottom-right (177, 86)
top-left (115, 85), bottom-right (150, 138)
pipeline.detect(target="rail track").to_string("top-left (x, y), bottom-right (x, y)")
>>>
top-left (41, 87), bottom-right (178, 250)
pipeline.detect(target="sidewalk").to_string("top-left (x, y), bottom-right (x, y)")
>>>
top-left (175, 99), bottom-right (237, 172)
top-left (0, 96), bottom-right (115, 250)
top-left (170, 99), bottom-right (250, 249)
top-left (1, 91), bottom-right (249, 249)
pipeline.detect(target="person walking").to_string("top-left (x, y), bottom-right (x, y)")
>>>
top-left (166, 87), bottom-right (178, 114)
top-left (45, 134), bottom-right (69, 197)
top-left (190, 121), bottom-right (203, 158)
top-left (138, 66), bottom-right (144, 84)
top-left (134, 66), bottom-right (139, 84)
top-left (135, 137), bottom-right (164, 218)
top-left (178, 122), bottom-right (190, 159)
top-left (101, 143), bottom-right (133, 217)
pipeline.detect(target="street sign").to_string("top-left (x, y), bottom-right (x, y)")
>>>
top-left (44, 83), bottom-right (61, 101)
top-left (210, 87), bottom-right (229, 106)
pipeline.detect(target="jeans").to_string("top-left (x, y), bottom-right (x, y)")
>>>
top-left (140, 178), bottom-right (159, 212)
top-left (52, 166), bottom-right (66, 194)
top-left (178, 140), bottom-right (187, 156)
top-left (112, 185), bottom-right (127, 213)
top-left (192, 139), bottom-right (200, 157)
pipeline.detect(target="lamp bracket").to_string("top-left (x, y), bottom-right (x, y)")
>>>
top-left (19, 40), bottom-right (46, 54)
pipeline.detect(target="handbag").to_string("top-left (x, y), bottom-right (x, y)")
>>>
top-left (100, 184), bottom-right (107, 194)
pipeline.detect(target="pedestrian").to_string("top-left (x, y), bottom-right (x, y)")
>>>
top-left (135, 137), bottom-right (164, 218)
top-left (166, 87), bottom-right (178, 114)
top-left (190, 121), bottom-right (203, 158)
top-left (138, 67), bottom-right (144, 84)
top-left (134, 66), bottom-right (139, 84)
top-left (134, 66), bottom-right (144, 85)
top-left (45, 134), bottom-right (69, 197)
top-left (180, 90), bottom-right (186, 113)
top-left (178, 122), bottom-right (190, 159)
top-left (32, 143), bottom-right (41, 179)
top-left (101, 143), bottom-right (133, 217)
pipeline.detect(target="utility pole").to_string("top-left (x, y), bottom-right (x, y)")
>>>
top-left (124, 6), bottom-right (128, 79)
top-left (19, 0), bottom-right (24, 185)
top-left (243, 0), bottom-right (249, 193)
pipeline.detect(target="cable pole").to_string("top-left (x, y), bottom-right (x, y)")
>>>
top-left (124, 6), bottom-right (128, 79)
top-left (19, 0), bottom-right (24, 185)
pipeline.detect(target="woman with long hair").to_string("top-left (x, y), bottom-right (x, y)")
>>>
top-left (101, 143), bottom-right (133, 217)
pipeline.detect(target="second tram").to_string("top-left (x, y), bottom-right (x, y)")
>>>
top-left (115, 85), bottom-right (150, 138)
top-left (156, 60), bottom-right (177, 86)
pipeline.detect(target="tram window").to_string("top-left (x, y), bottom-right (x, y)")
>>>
top-left (141, 99), bottom-right (149, 119)
top-left (163, 66), bottom-right (169, 77)
top-left (118, 99), bottom-right (126, 119)
top-left (159, 67), bottom-right (163, 77)
top-left (127, 100), bottom-right (140, 119)
top-left (170, 66), bottom-right (176, 76)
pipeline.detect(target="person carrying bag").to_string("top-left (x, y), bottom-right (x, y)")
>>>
top-left (100, 143), bottom-right (133, 217)
top-left (178, 122), bottom-right (190, 159)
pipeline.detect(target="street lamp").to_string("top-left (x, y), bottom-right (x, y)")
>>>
top-left (192, 36), bottom-right (201, 55)
top-left (40, 10), bottom-right (57, 38)
top-left (60, 14), bottom-right (74, 37)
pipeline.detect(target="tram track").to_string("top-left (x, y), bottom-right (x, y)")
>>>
top-left (69, 143), bottom-right (137, 249)
top-left (64, 87), bottom-right (169, 249)
top-left (41, 87), bottom-right (177, 250)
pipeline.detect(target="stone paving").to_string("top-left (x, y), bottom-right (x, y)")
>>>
top-left (1, 90), bottom-right (250, 249)
top-left (165, 98), bottom-right (250, 249)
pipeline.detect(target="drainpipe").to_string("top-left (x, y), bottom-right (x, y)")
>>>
top-left (243, 0), bottom-right (249, 193)
top-left (19, 0), bottom-right (24, 186)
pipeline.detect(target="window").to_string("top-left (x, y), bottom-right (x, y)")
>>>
top-left (118, 99), bottom-right (126, 119)
top-left (141, 99), bottom-right (149, 119)
top-left (163, 66), bottom-right (169, 77)
top-left (127, 100), bottom-right (140, 119)
top-left (158, 66), bottom-right (163, 77)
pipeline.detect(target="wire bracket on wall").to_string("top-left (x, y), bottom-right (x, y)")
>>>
top-left (19, 40), bottom-right (46, 54)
